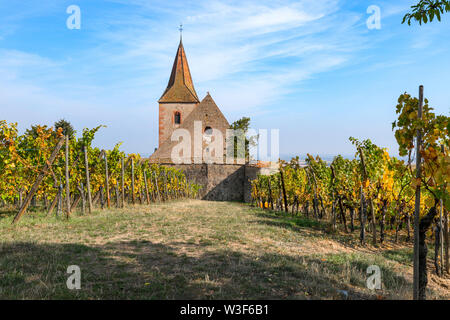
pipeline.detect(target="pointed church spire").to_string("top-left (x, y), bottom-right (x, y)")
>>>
top-left (159, 35), bottom-right (199, 103)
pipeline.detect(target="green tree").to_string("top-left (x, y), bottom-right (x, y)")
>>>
top-left (229, 117), bottom-right (258, 162)
top-left (54, 119), bottom-right (75, 140)
top-left (403, 0), bottom-right (450, 25)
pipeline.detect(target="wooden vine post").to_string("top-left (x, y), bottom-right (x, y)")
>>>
top-left (267, 176), bottom-right (274, 210)
top-left (439, 160), bottom-right (444, 275)
top-left (12, 135), bottom-right (65, 224)
top-left (131, 157), bottom-right (136, 204)
top-left (308, 168), bottom-right (319, 219)
top-left (358, 147), bottom-right (367, 245)
top-left (84, 145), bottom-right (93, 214)
top-left (413, 85), bottom-right (423, 300)
top-left (154, 171), bottom-right (161, 202)
top-left (79, 182), bottom-right (86, 215)
top-left (18, 189), bottom-right (23, 208)
top-left (174, 174), bottom-right (179, 199)
top-left (440, 144), bottom-right (448, 275)
top-left (65, 135), bottom-right (71, 218)
top-left (143, 170), bottom-right (150, 205)
top-left (71, 195), bottom-right (81, 211)
top-left (121, 157), bottom-right (125, 207)
top-left (99, 186), bottom-right (104, 209)
top-left (330, 165), bottom-right (337, 231)
top-left (369, 197), bottom-right (377, 245)
top-left (445, 205), bottom-right (449, 274)
top-left (115, 182), bottom-right (120, 208)
top-left (168, 172), bottom-right (173, 199)
top-left (280, 168), bottom-right (288, 213)
top-left (47, 193), bottom-right (58, 216)
top-left (57, 179), bottom-right (63, 216)
top-left (104, 151), bottom-right (110, 208)
top-left (163, 171), bottom-right (168, 201)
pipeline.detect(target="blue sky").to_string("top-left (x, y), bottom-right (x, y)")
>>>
top-left (0, 0), bottom-right (449, 159)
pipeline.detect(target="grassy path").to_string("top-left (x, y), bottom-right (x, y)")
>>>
top-left (0, 200), bottom-right (448, 299)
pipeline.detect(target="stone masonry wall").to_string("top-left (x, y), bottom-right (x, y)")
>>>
top-left (158, 102), bottom-right (197, 147)
top-left (163, 163), bottom-right (263, 202)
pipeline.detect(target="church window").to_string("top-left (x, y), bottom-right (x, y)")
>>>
top-left (204, 126), bottom-right (212, 135)
top-left (174, 112), bottom-right (181, 124)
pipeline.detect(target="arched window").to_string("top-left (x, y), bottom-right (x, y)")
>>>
top-left (204, 126), bottom-right (212, 135)
top-left (174, 112), bottom-right (181, 124)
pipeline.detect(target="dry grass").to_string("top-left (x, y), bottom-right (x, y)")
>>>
top-left (0, 200), bottom-right (448, 300)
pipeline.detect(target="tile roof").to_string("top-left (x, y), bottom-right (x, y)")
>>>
top-left (159, 40), bottom-right (200, 103)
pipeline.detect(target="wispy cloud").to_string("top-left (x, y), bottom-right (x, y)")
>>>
top-left (0, 0), bottom-right (364, 112)
top-left (86, 0), bottom-right (368, 113)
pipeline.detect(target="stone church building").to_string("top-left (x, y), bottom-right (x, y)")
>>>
top-left (149, 38), bottom-right (230, 164)
top-left (149, 38), bottom-right (267, 201)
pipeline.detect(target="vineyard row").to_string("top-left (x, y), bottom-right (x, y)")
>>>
top-left (0, 122), bottom-right (201, 223)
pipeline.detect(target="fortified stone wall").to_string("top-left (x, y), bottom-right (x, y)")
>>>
top-left (162, 163), bottom-right (268, 202)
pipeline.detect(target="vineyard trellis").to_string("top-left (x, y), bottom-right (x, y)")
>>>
top-left (0, 122), bottom-right (201, 224)
top-left (251, 88), bottom-right (449, 300)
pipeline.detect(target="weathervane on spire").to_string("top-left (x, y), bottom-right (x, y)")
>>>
top-left (179, 23), bottom-right (183, 41)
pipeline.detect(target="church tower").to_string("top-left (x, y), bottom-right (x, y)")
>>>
top-left (158, 38), bottom-right (200, 147)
